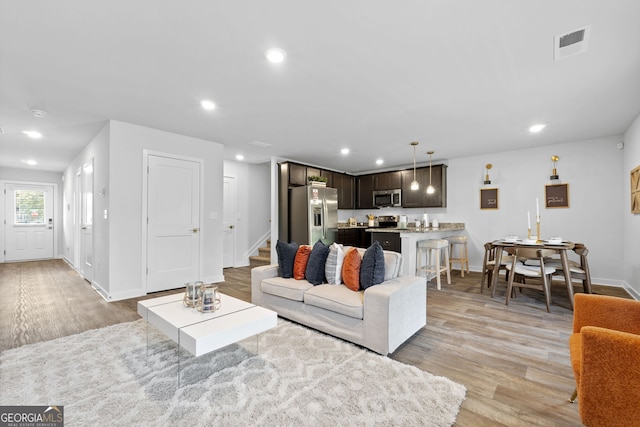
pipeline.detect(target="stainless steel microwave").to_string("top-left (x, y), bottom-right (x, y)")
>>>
top-left (373, 189), bottom-right (402, 208)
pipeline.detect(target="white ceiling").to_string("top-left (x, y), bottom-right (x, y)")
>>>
top-left (1, 0), bottom-right (640, 174)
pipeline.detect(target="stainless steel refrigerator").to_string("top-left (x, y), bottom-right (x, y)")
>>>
top-left (289, 186), bottom-right (338, 245)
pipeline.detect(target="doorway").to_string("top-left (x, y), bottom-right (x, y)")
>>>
top-left (223, 176), bottom-right (236, 268)
top-left (3, 183), bottom-right (55, 261)
top-left (144, 152), bottom-right (202, 293)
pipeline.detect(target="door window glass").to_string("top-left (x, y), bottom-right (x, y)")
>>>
top-left (14, 189), bottom-right (46, 224)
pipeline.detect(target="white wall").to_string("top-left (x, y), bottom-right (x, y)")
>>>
top-left (108, 120), bottom-right (224, 300)
top-left (62, 120), bottom-right (224, 301)
top-left (623, 112), bottom-right (640, 297)
top-left (446, 136), bottom-right (624, 286)
top-left (223, 160), bottom-right (271, 266)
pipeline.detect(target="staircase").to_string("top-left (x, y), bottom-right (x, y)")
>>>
top-left (249, 239), bottom-right (272, 268)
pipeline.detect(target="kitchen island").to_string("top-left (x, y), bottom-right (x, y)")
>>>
top-left (366, 223), bottom-right (466, 277)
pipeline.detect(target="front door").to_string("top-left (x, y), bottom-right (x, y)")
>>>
top-left (146, 154), bottom-right (201, 293)
top-left (4, 183), bottom-right (54, 261)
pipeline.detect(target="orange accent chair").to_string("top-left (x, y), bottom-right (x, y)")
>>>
top-left (569, 293), bottom-right (640, 426)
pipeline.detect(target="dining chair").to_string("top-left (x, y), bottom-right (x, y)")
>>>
top-left (504, 247), bottom-right (557, 312)
top-left (481, 242), bottom-right (513, 294)
top-left (546, 243), bottom-right (592, 294)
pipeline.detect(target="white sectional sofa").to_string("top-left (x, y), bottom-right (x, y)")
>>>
top-left (251, 247), bottom-right (426, 355)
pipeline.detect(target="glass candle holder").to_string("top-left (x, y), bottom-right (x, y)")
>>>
top-left (197, 283), bottom-right (221, 313)
top-left (183, 281), bottom-right (203, 308)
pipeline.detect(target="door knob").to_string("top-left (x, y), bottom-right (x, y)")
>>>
top-left (191, 228), bottom-right (199, 233)
top-left (229, 225), bottom-right (234, 229)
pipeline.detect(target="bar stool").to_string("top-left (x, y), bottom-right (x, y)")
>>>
top-left (446, 235), bottom-right (469, 277)
top-left (415, 239), bottom-right (451, 290)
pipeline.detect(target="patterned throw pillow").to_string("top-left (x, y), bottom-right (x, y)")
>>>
top-left (276, 240), bottom-right (299, 278)
top-left (293, 245), bottom-right (312, 280)
top-left (341, 247), bottom-right (362, 292)
top-left (325, 242), bottom-right (345, 284)
top-left (305, 240), bottom-right (330, 285)
top-left (360, 241), bottom-right (386, 290)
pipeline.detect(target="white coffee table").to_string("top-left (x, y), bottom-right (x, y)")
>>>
top-left (138, 292), bottom-right (277, 385)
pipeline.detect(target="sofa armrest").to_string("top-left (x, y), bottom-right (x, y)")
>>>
top-left (573, 294), bottom-right (640, 335)
top-left (251, 264), bottom-right (280, 306)
top-left (363, 275), bottom-right (426, 355)
top-left (578, 326), bottom-right (640, 424)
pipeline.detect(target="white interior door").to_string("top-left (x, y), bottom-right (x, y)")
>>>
top-left (4, 183), bottom-right (54, 261)
top-left (223, 176), bottom-right (236, 268)
top-left (146, 154), bottom-right (201, 292)
top-left (79, 161), bottom-right (93, 281)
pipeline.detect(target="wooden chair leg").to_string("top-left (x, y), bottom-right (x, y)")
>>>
top-left (569, 388), bottom-right (577, 403)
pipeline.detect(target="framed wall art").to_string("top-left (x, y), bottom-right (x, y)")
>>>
top-left (480, 188), bottom-right (498, 210)
top-left (545, 183), bottom-right (569, 208)
top-left (632, 165), bottom-right (640, 214)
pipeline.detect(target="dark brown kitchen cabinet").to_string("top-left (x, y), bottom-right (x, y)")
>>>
top-left (288, 163), bottom-right (307, 186)
top-left (374, 171), bottom-right (402, 190)
top-left (333, 173), bottom-right (354, 209)
top-left (370, 232), bottom-right (401, 253)
top-left (424, 164), bottom-right (447, 207)
top-left (356, 175), bottom-right (375, 209)
top-left (320, 169), bottom-right (333, 188)
top-left (336, 228), bottom-right (369, 247)
top-left (400, 165), bottom-right (447, 208)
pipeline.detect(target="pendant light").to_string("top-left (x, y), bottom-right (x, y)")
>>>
top-left (410, 141), bottom-right (419, 190)
top-left (426, 151), bottom-right (435, 194)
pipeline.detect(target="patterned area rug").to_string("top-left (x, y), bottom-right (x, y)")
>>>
top-left (0, 318), bottom-right (466, 426)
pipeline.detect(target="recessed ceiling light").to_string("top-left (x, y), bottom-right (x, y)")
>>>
top-left (376, 159), bottom-right (384, 165)
top-left (201, 100), bottom-right (216, 111)
top-left (30, 109), bottom-right (47, 118)
top-left (22, 130), bottom-right (42, 139)
top-left (22, 159), bottom-right (37, 166)
top-left (265, 48), bottom-right (286, 63)
top-left (341, 148), bottom-right (350, 155)
top-left (529, 124), bottom-right (546, 133)
top-left (235, 154), bottom-right (245, 161)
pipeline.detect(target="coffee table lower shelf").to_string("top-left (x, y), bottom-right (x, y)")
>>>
top-left (138, 292), bottom-right (277, 386)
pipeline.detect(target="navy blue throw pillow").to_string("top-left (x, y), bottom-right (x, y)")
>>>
top-left (276, 240), bottom-right (299, 278)
top-left (360, 241), bottom-right (385, 290)
top-left (305, 240), bottom-right (330, 285)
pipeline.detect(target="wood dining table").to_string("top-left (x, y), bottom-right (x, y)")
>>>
top-left (489, 240), bottom-right (585, 310)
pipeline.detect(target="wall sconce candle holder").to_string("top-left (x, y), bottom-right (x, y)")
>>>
top-left (550, 155), bottom-right (560, 180)
top-left (484, 164), bottom-right (492, 185)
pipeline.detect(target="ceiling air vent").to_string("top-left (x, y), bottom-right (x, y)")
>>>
top-left (554, 25), bottom-right (591, 61)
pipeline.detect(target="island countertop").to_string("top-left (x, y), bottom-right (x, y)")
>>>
top-left (367, 223), bottom-right (466, 276)
top-left (364, 223), bottom-right (465, 233)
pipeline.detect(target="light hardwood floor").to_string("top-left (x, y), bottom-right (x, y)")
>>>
top-left (0, 259), bottom-right (631, 426)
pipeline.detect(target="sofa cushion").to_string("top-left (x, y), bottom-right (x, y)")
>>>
top-left (354, 247), bottom-right (401, 281)
top-left (325, 243), bottom-right (345, 284)
top-left (276, 240), bottom-right (299, 279)
top-left (261, 277), bottom-right (313, 301)
top-left (360, 241), bottom-right (385, 290)
top-left (342, 248), bottom-right (362, 291)
top-left (304, 284), bottom-right (364, 319)
top-left (305, 240), bottom-right (330, 285)
top-left (293, 245), bottom-right (312, 280)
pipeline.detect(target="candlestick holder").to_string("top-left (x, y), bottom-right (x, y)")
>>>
top-left (527, 228), bottom-right (532, 240)
top-left (536, 221), bottom-right (542, 243)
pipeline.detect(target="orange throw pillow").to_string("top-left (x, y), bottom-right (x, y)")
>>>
top-left (342, 248), bottom-right (361, 291)
top-left (293, 245), bottom-right (312, 279)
